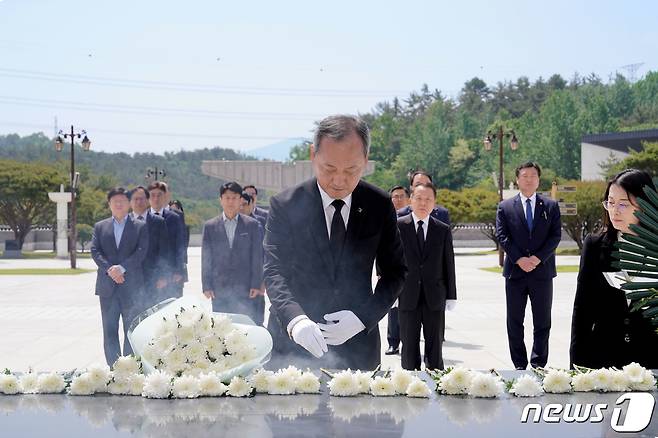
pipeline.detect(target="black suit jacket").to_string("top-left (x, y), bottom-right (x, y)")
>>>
top-left (495, 193), bottom-right (561, 280)
top-left (397, 214), bottom-right (456, 311)
top-left (397, 204), bottom-right (450, 226)
top-left (201, 214), bottom-right (263, 296)
top-left (263, 178), bottom-right (407, 369)
top-left (90, 216), bottom-right (149, 298)
top-left (570, 232), bottom-right (658, 369)
top-left (161, 209), bottom-right (186, 277)
top-left (141, 212), bottom-right (170, 284)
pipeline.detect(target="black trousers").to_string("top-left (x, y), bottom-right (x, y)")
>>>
top-left (505, 277), bottom-right (553, 369)
top-left (99, 290), bottom-right (136, 366)
top-left (387, 307), bottom-right (400, 349)
top-left (399, 291), bottom-right (445, 370)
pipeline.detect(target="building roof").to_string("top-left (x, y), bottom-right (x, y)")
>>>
top-left (582, 129), bottom-right (658, 153)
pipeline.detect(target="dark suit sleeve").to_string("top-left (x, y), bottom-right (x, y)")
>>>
top-left (172, 214), bottom-right (187, 275)
top-left (201, 222), bottom-right (213, 292)
top-left (569, 234), bottom-right (596, 368)
top-left (91, 222), bottom-right (111, 273)
top-left (495, 202), bottom-right (523, 264)
top-left (156, 219), bottom-right (172, 278)
top-left (263, 195), bottom-right (306, 328)
top-left (120, 224), bottom-right (149, 273)
top-left (534, 202), bottom-right (562, 263)
top-left (352, 201), bottom-right (407, 333)
top-left (249, 221), bottom-right (264, 290)
top-left (444, 227), bottom-right (457, 300)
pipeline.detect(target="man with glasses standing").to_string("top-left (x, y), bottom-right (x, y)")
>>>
top-left (495, 162), bottom-right (561, 370)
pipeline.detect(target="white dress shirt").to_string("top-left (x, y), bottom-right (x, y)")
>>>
top-left (317, 182), bottom-right (352, 239)
top-left (411, 212), bottom-right (429, 240)
top-left (519, 192), bottom-right (537, 222)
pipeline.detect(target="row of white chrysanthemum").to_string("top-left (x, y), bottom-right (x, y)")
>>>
top-left (0, 356), bottom-right (431, 399)
top-left (430, 362), bottom-right (657, 398)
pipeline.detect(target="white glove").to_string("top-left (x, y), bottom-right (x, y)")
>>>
top-left (445, 300), bottom-right (457, 311)
top-left (318, 310), bottom-right (366, 346)
top-left (290, 318), bottom-right (328, 358)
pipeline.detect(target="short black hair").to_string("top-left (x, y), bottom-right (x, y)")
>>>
top-left (107, 187), bottom-right (129, 201)
top-left (411, 182), bottom-right (437, 197)
top-left (129, 186), bottom-right (149, 200)
top-left (409, 170), bottom-right (433, 187)
top-left (220, 181), bottom-right (243, 197)
top-left (241, 192), bottom-right (254, 204)
top-left (147, 181), bottom-right (168, 193)
top-left (168, 199), bottom-right (184, 213)
top-left (389, 185), bottom-right (409, 196)
top-left (243, 185), bottom-right (257, 195)
top-left (515, 162), bottom-right (542, 178)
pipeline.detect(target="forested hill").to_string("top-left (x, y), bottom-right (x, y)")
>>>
top-left (0, 133), bottom-right (252, 200)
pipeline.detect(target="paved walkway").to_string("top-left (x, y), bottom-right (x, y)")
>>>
top-left (0, 248), bottom-right (581, 371)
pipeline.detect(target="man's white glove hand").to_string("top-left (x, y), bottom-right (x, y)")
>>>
top-left (290, 318), bottom-right (328, 358)
top-left (318, 310), bottom-right (366, 346)
top-left (445, 300), bottom-right (457, 311)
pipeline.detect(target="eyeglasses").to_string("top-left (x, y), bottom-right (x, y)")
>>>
top-left (602, 200), bottom-right (633, 213)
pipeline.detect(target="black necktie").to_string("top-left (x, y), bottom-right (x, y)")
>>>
top-left (137, 215), bottom-right (144, 221)
top-left (329, 199), bottom-right (346, 262)
top-left (417, 220), bottom-right (425, 253)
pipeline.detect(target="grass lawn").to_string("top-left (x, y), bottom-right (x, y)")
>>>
top-left (0, 268), bottom-right (95, 275)
top-left (480, 265), bottom-right (580, 274)
top-left (8, 252), bottom-right (92, 260)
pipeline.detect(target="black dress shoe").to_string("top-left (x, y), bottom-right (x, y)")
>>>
top-left (385, 346), bottom-right (399, 355)
top-left (515, 366), bottom-right (527, 370)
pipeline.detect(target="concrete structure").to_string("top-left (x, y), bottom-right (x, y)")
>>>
top-left (201, 160), bottom-right (376, 192)
top-left (581, 129), bottom-right (658, 180)
top-left (48, 185), bottom-right (72, 258)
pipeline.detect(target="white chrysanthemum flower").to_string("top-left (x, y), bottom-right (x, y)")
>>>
top-left (184, 341), bottom-right (207, 362)
top-left (268, 371), bottom-right (297, 395)
top-left (231, 345), bottom-right (257, 364)
top-left (406, 377), bottom-right (432, 398)
top-left (390, 369), bottom-right (414, 394)
top-left (281, 366), bottom-right (302, 383)
top-left (19, 373), bottom-right (38, 394)
top-left (198, 372), bottom-right (226, 396)
top-left (296, 372), bottom-right (321, 394)
top-left (69, 373), bottom-right (95, 396)
top-left (370, 376), bottom-right (396, 396)
top-left (37, 373), bottom-right (66, 394)
top-left (211, 314), bottom-right (234, 338)
top-left (226, 376), bottom-right (252, 397)
top-left (153, 333), bottom-right (176, 354)
top-left (165, 348), bottom-right (186, 368)
top-left (354, 371), bottom-right (372, 394)
top-left (194, 314), bottom-right (212, 337)
top-left (108, 378), bottom-right (130, 395)
top-left (0, 374), bottom-right (21, 395)
top-left (250, 369), bottom-right (273, 393)
top-left (223, 329), bottom-right (249, 355)
top-left (204, 336), bottom-right (226, 358)
top-left (509, 375), bottom-right (543, 397)
top-left (127, 374), bottom-right (145, 396)
top-left (609, 370), bottom-right (630, 392)
top-left (438, 367), bottom-right (471, 395)
top-left (86, 364), bottom-right (111, 392)
top-left (630, 370), bottom-right (657, 391)
top-left (176, 325), bottom-right (196, 345)
top-left (112, 356), bottom-right (141, 378)
top-left (542, 369), bottom-right (572, 394)
top-left (141, 344), bottom-right (161, 367)
top-left (328, 370), bottom-right (359, 397)
top-left (142, 370), bottom-right (172, 399)
top-left (210, 358), bottom-right (229, 374)
top-left (172, 375), bottom-right (201, 398)
top-left (591, 368), bottom-right (613, 392)
top-left (622, 362), bottom-right (646, 383)
top-left (468, 372), bottom-right (504, 398)
top-left (572, 372), bottom-right (596, 392)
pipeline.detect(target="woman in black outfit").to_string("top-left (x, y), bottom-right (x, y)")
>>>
top-left (570, 169), bottom-right (658, 369)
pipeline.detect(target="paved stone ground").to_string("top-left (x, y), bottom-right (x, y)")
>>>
top-left (0, 247), bottom-right (581, 371)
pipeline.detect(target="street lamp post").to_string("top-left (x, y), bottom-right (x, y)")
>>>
top-left (484, 126), bottom-right (518, 266)
top-left (145, 167), bottom-right (166, 182)
top-left (55, 126), bottom-right (91, 269)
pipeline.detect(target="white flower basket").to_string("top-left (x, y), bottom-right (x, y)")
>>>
top-left (127, 296), bottom-right (273, 382)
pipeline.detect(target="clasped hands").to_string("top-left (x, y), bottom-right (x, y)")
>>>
top-left (107, 265), bottom-right (125, 284)
top-left (517, 255), bottom-right (541, 273)
top-left (291, 310), bottom-right (365, 358)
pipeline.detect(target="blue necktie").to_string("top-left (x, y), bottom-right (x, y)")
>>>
top-left (525, 199), bottom-right (534, 231)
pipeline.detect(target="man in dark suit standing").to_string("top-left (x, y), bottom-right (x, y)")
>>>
top-left (202, 182), bottom-right (264, 322)
top-left (397, 183), bottom-right (456, 370)
top-left (263, 114), bottom-right (407, 370)
top-left (495, 162), bottom-right (562, 369)
top-left (148, 181), bottom-right (186, 299)
top-left (129, 186), bottom-right (171, 309)
top-left (91, 187), bottom-right (149, 365)
top-left (396, 171), bottom-right (450, 225)
top-left (244, 185), bottom-right (269, 223)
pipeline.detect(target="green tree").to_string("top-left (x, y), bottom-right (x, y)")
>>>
top-left (0, 160), bottom-right (64, 249)
top-left (560, 181), bottom-right (607, 249)
top-left (76, 223), bottom-right (93, 252)
top-left (618, 141), bottom-right (658, 176)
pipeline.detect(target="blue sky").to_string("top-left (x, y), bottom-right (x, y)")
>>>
top-left (0, 0), bottom-right (656, 154)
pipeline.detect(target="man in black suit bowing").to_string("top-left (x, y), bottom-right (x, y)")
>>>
top-left (495, 162), bottom-right (561, 369)
top-left (397, 183), bottom-right (456, 370)
top-left (264, 114), bottom-right (407, 370)
top-left (91, 187), bottom-right (149, 365)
